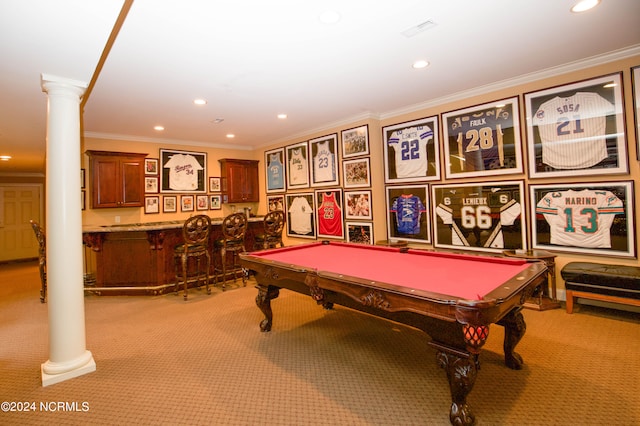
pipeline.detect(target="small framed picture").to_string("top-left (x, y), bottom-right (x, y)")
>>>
top-left (145, 158), bottom-right (159, 175)
top-left (344, 190), bottom-right (372, 220)
top-left (196, 195), bottom-right (208, 211)
top-left (209, 177), bottom-right (221, 192)
top-left (346, 221), bottom-right (373, 245)
top-left (163, 196), bottom-right (177, 213)
top-left (209, 195), bottom-right (221, 210)
top-left (530, 181), bottom-right (635, 258)
top-left (285, 193), bottom-right (316, 239)
top-left (431, 181), bottom-right (526, 253)
top-left (80, 169), bottom-right (85, 189)
top-left (386, 185), bottom-right (431, 244)
top-left (309, 134), bottom-right (339, 187)
top-left (81, 190), bottom-right (85, 210)
top-left (524, 72), bottom-right (627, 178)
top-left (144, 196), bottom-right (160, 214)
top-left (285, 141), bottom-right (310, 189)
top-left (181, 195), bottom-right (194, 212)
top-left (267, 194), bottom-right (285, 212)
top-left (632, 66), bottom-right (640, 161)
top-left (383, 116), bottom-right (440, 183)
top-left (265, 147), bottom-right (286, 193)
top-left (315, 189), bottom-right (344, 239)
top-left (343, 157), bottom-right (370, 188)
top-left (341, 124), bottom-right (369, 158)
top-left (145, 176), bottom-right (158, 193)
top-left (442, 97), bottom-right (523, 179)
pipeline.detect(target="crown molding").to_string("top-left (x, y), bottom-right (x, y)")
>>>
top-left (83, 131), bottom-right (252, 151)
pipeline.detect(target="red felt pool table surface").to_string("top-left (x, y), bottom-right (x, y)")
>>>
top-left (250, 241), bottom-right (531, 301)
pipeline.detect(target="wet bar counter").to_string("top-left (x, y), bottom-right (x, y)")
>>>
top-left (82, 217), bottom-right (264, 295)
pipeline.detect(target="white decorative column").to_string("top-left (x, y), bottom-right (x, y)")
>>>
top-left (40, 74), bottom-right (96, 386)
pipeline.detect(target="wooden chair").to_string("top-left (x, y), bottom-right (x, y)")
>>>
top-left (173, 215), bottom-right (211, 300)
top-left (253, 210), bottom-right (285, 250)
top-left (214, 212), bottom-right (247, 289)
top-left (29, 220), bottom-right (47, 303)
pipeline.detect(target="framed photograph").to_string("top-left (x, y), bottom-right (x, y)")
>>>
top-left (530, 181), bottom-right (635, 258)
top-left (145, 158), bottom-right (158, 175)
top-left (632, 66), bottom-right (640, 161)
top-left (144, 196), bottom-right (160, 214)
top-left (432, 181), bottom-right (526, 253)
top-left (309, 134), bottom-right (339, 187)
top-left (267, 194), bottom-right (285, 212)
top-left (383, 116), bottom-right (440, 183)
top-left (442, 97), bottom-right (523, 179)
top-left (315, 189), bottom-right (344, 239)
top-left (386, 185), bottom-right (431, 244)
top-left (341, 124), bottom-right (369, 158)
top-left (80, 169), bottom-right (85, 189)
top-left (346, 221), bottom-right (373, 245)
top-left (81, 190), bottom-right (85, 210)
top-left (163, 195), bottom-right (177, 213)
top-left (209, 195), bottom-right (222, 210)
top-left (344, 190), bottom-right (372, 220)
top-left (265, 147), bottom-right (286, 193)
top-left (285, 141), bottom-right (310, 189)
top-left (343, 157), bottom-right (370, 188)
top-left (524, 73), bottom-right (628, 178)
top-left (145, 176), bottom-right (158, 193)
top-left (180, 195), bottom-right (194, 212)
top-left (285, 193), bottom-right (316, 239)
top-left (196, 195), bottom-right (208, 211)
top-left (209, 177), bottom-right (221, 193)
top-left (160, 148), bottom-right (207, 193)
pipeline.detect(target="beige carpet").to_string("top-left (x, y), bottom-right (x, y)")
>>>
top-left (1, 261), bottom-right (639, 425)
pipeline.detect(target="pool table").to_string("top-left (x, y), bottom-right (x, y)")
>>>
top-left (239, 241), bottom-right (547, 425)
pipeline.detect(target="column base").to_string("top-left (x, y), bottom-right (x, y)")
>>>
top-left (41, 351), bottom-right (96, 387)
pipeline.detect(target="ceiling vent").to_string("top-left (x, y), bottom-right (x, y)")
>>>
top-left (401, 19), bottom-right (437, 38)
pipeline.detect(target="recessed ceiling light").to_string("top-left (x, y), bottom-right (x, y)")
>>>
top-left (226, 134), bottom-right (235, 139)
top-left (603, 83), bottom-right (617, 88)
top-left (193, 99), bottom-right (207, 105)
top-left (319, 10), bottom-right (341, 24)
top-left (0, 155), bottom-right (11, 161)
top-left (154, 125), bottom-right (165, 131)
top-left (412, 60), bottom-right (430, 69)
top-left (212, 118), bottom-right (224, 124)
top-left (571, 0), bottom-right (600, 13)
top-left (277, 114), bottom-right (288, 119)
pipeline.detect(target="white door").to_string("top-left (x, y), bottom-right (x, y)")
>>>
top-left (0, 185), bottom-right (42, 262)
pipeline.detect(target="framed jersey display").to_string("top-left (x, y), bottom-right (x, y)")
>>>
top-left (530, 181), bottom-right (635, 258)
top-left (341, 124), bottom-right (369, 158)
top-left (265, 147), bottom-right (286, 193)
top-left (285, 141), bottom-right (310, 189)
top-left (285, 193), bottom-right (316, 239)
top-left (315, 189), bottom-right (344, 240)
top-left (160, 148), bottom-right (207, 193)
top-left (310, 134), bottom-right (339, 187)
top-left (524, 73), bottom-right (628, 178)
top-left (346, 222), bottom-right (373, 245)
top-left (386, 185), bottom-right (431, 244)
top-left (383, 116), bottom-right (440, 183)
top-left (442, 97), bottom-right (523, 179)
top-left (432, 181), bottom-right (526, 253)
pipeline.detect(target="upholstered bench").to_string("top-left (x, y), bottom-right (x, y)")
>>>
top-left (560, 262), bottom-right (640, 313)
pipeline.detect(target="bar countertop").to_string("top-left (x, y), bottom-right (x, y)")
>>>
top-left (82, 216), bottom-right (265, 233)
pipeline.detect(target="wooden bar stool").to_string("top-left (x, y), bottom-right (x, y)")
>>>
top-left (254, 210), bottom-right (285, 250)
top-left (29, 220), bottom-right (47, 303)
top-left (214, 212), bottom-right (247, 289)
top-left (173, 215), bottom-right (211, 300)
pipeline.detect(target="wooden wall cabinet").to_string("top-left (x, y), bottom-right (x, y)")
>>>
top-left (219, 158), bottom-right (259, 203)
top-left (86, 150), bottom-right (147, 209)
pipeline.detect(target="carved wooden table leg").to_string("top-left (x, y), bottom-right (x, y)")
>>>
top-left (498, 308), bottom-right (526, 370)
top-left (435, 349), bottom-right (478, 426)
top-left (255, 285), bottom-right (280, 332)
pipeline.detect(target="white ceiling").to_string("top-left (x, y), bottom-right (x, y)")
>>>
top-left (1, 0), bottom-right (639, 175)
